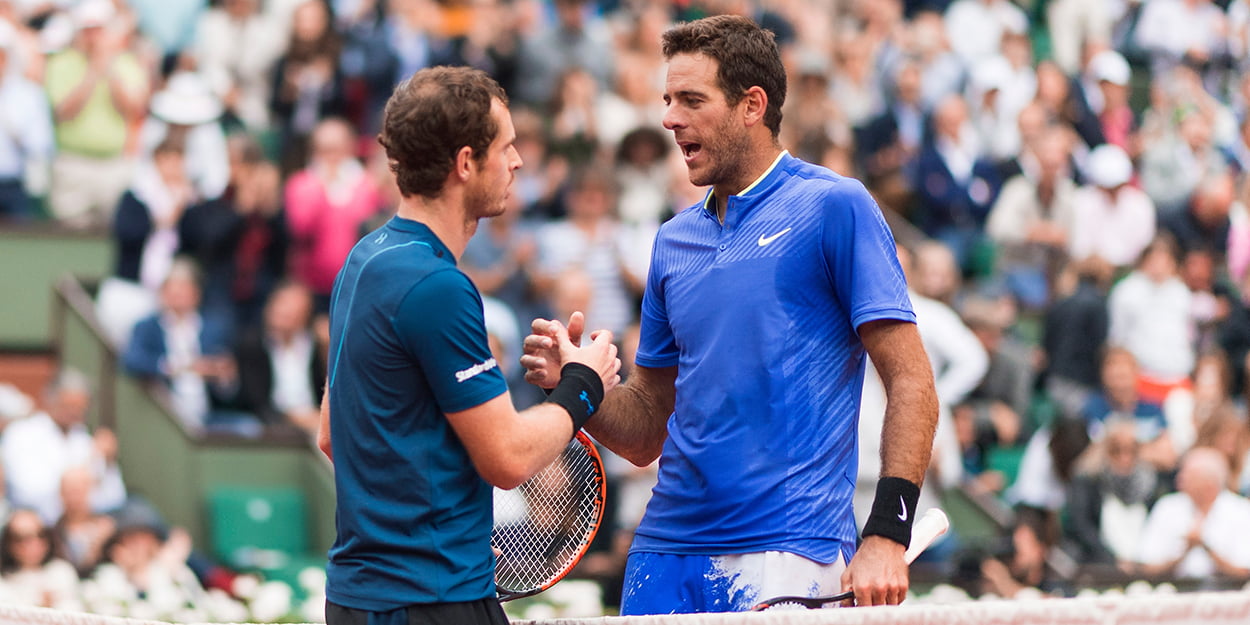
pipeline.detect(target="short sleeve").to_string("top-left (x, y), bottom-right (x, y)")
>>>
top-left (394, 269), bottom-right (508, 414)
top-left (634, 231), bottom-right (678, 368)
top-left (822, 179), bottom-right (915, 331)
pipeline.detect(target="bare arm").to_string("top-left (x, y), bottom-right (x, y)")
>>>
top-left (317, 390), bottom-right (332, 462)
top-left (107, 69), bottom-right (148, 121)
top-left (865, 318), bottom-right (938, 486)
top-left (841, 318), bottom-right (939, 607)
top-left (583, 364), bottom-right (676, 466)
top-left (520, 313), bottom-right (675, 466)
top-left (449, 328), bottom-right (620, 490)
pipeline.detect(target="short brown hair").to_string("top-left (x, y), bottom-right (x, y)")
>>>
top-left (378, 66), bottom-right (508, 199)
top-left (661, 15), bottom-right (786, 138)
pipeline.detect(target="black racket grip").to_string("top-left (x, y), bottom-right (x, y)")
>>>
top-left (751, 589), bottom-right (854, 611)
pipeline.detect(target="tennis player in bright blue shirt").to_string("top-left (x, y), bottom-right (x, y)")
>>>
top-left (521, 16), bottom-right (940, 614)
top-left (317, 67), bottom-right (620, 625)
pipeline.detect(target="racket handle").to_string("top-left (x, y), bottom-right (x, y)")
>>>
top-left (903, 508), bottom-right (949, 564)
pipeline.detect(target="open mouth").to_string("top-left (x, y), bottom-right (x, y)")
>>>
top-left (678, 141), bottom-right (702, 161)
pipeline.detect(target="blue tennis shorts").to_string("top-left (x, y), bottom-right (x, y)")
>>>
top-left (620, 550), bottom-right (847, 615)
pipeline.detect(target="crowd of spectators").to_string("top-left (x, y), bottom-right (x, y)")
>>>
top-left (3, 0), bottom-right (1250, 613)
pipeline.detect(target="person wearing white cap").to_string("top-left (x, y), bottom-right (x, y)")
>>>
top-left (138, 71), bottom-right (229, 201)
top-left (1068, 143), bottom-right (1157, 270)
top-left (0, 20), bottom-right (54, 221)
top-left (43, 0), bottom-right (150, 230)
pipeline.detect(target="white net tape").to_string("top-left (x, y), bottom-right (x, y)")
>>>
top-left (0, 589), bottom-right (1246, 625)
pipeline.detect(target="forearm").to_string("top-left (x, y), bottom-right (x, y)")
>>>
top-left (584, 371), bottom-right (674, 467)
top-left (54, 73), bottom-right (102, 122)
top-left (879, 366), bottom-right (938, 485)
top-left (109, 74), bottom-right (147, 121)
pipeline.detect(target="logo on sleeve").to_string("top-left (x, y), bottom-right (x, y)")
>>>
top-left (897, 496), bottom-right (909, 522)
top-left (455, 358), bottom-right (498, 382)
top-left (579, 390), bottom-right (596, 416)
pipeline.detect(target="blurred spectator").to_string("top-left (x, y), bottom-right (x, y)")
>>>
top-left (1063, 418), bottom-right (1168, 570)
top-left (284, 118), bottom-right (382, 311)
top-left (533, 167), bottom-right (643, 336)
top-left (910, 239), bottom-right (964, 305)
top-left (1193, 406), bottom-right (1250, 494)
top-left (1160, 169), bottom-right (1233, 262)
top-left (1046, 0), bottom-right (1112, 76)
top-left (544, 67), bottom-right (600, 164)
top-left (613, 126), bottom-right (672, 228)
top-left (95, 137), bottom-right (193, 349)
top-left (91, 511), bottom-right (206, 613)
top-left (513, 0), bottom-right (614, 107)
top-left (1068, 144), bottom-right (1156, 271)
top-left (985, 125), bottom-right (1076, 309)
top-left (0, 20), bottom-right (54, 222)
top-left (1, 368), bottom-right (126, 526)
top-left (962, 294), bottom-right (1033, 441)
top-left (193, 0), bottom-right (283, 131)
top-left (1081, 347), bottom-right (1177, 472)
top-left (179, 158), bottom-right (289, 338)
top-left (1033, 60), bottom-right (1101, 150)
top-left (1137, 446), bottom-right (1250, 579)
top-left (52, 466), bottom-right (116, 578)
top-left (270, 0), bottom-right (347, 176)
top-left (44, 0), bottom-right (150, 230)
top-left (127, 0), bottom-right (206, 64)
top-left (139, 71), bottom-right (230, 202)
top-left (232, 281), bottom-right (325, 435)
top-left (828, 32), bottom-right (882, 130)
top-left (1107, 234), bottom-right (1196, 406)
top-left (1140, 103), bottom-right (1231, 217)
top-left (1043, 258), bottom-right (1112, 420)
top-left (1163, 351), bottom-right (1236, 456)
top-left (1009, 415), bottom-right (1092, 512)
top-left (942, 0), bottom-right (1028, 68)
top-left (854, 58), bottom-right (925, 211)
top-left (1134, 0), bottom-right (1229, 92)
top-left (596, 52), bottom-right (665, 149)
top-left (1082, 49), bottom-right (1138, 154)
top-left (971, 505), bottom-right (1069, 599)
top-left (0, 509), bottom-right (79, 608)
top-left (910, 93), bottom-right (1000, 270)
top-left (904, 9), bottom-right (965, 112)
top-left (122, 260), bottom-right (250, 435)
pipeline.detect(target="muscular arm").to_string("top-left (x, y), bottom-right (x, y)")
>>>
top-left (862, 318), bottom-right (938, 485)
top-left (583, 364), bottom-right (676, 467)
top-left (841, 318), bottom-right (938, 606)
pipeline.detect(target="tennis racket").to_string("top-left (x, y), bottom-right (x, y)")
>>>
top-left (492, 431), bottom-right (607, 602)
top-left (751, 507), bottom-right (950, 610)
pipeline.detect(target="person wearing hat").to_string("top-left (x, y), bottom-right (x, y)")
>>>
top-left (0, 20), bottom-right (53, 221)
top-left (1068, 143), bottom-right (1157, 271)
top-left (43, 0), bottom-right (150, 230)
top-left (139, 71), bottom-right (230, 202)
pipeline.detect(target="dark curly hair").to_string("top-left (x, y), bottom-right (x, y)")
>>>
top-left (661, 15), bottom-right (787, 138)
top-left (378, 66), bottom-right (509, 199)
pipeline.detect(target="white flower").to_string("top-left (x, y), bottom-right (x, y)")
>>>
top-left (298, 566), bottom-right (327, 593)
top-left (248, 581), bottom-right (294, 622)
top-left (232, 573), bottom-right (261, 600)
top-left (300, 593), bottom-right (327, 623)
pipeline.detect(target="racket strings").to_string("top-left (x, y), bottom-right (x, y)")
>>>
top-left (493, 438), bottom-right (604, 595)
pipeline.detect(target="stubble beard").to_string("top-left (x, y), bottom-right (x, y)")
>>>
top-left (687, 117), bottom-right (753, 189)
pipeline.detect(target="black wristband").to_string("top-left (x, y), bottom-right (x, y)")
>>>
top-left (861, 477), bottom-right (921, 548)
top-left (545, 362), bottom-right (604, 433)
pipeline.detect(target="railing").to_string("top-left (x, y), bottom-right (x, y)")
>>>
top-left (48, 275), bottom-right (336, 562)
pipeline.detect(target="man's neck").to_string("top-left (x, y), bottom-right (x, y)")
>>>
top-left (395, 193), bottom-right (477, 259)
top-left (711, 146), bottom-right (784, 221)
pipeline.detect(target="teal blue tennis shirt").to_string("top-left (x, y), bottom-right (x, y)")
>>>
top-left (325, 216), bottom-right (508, 610)
top-left (632, 152), bottom-right (915, 566)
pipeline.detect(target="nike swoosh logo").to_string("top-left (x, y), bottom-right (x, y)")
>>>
top-left (897, 496), bottom-right (908, 522)
top-left (757, 227), bottom-right (792, 246)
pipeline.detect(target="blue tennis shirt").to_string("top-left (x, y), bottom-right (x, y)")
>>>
top-left (631, 152), bottom-right (915, 566)
top-left (325, 216), bottom-right (509, 610)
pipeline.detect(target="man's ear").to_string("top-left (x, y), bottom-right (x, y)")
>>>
top-left (453, 145), bottom-right (475, 181)
top-left (741, 86), bottom-right (769, 128)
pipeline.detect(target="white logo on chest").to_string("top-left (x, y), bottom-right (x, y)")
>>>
top-left (757, 227), bottom-right (792, 246)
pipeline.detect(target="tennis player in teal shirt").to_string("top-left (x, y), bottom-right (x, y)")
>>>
top-left (317, 66), bottom-right (620, 625)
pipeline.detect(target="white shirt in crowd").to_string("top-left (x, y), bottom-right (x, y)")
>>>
top-left (269, 331), bottom-right (317, 416)
top-left (0, 413), bottom-right (127, 524)
top-left (1108, 272), bottom-right (1195, 382)
top-left (1137, 490), bottom-right (1250, 578)
top-left (1067, 185), bottom-right (1157, 268)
